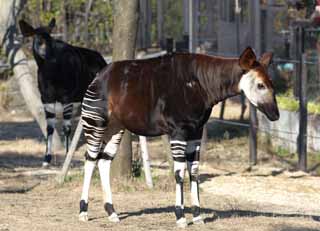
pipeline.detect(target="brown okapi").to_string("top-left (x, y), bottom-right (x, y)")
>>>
top-left (79, 47), bottom-right (279, 227)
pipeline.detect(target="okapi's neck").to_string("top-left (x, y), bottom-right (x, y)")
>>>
top-left (192, 54), bottom-right (244, 105)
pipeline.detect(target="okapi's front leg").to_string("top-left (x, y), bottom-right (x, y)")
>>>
top-left (62, 103), bottom-right (73, 153)
top-left (98, 130), bottom-right (124, 223)
top-left (186, 140), bottom-right (204, 225)
top-left (170, 140), bottom-right (188, 228)
top-left (43, 103), bottom-right (56, 167)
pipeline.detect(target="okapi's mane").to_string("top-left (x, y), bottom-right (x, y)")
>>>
top-left (174, 53), bottom-right (244, 104)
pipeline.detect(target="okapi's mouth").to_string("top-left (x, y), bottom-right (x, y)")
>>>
top-left (257, 100), bottom-right (280, 121)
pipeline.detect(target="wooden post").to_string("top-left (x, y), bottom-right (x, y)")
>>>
top-left (219, 101), bottom-right (225, 120)
top-left (248, 0), bottom-right (260, 166)
top-left (294, 27), bottom-right (302, 98)
top-left (56, 120), bottom-right (83, 184)
top-left (298, 53), bottom-right (308, 172)
top-left (139, 136), bottom-right (153, 188)
top-left (249, 103), bottom-right (258, 165)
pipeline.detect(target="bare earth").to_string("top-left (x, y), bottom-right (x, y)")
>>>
top-left (1, 102), bottom-right (320, 231)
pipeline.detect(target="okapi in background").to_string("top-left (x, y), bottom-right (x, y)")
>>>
top-left (19, 18), bottom-right (107, 167)
top-left (79, 47), bottom-right (279, 227)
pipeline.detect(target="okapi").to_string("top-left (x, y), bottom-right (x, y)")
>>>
top-left (79, 47), bottom-right (279, 227)
top-left (19, 18), bottom-right (107, 167)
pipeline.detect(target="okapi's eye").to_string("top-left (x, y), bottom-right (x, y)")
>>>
top-left (257, 83), bottom-right (265, 90)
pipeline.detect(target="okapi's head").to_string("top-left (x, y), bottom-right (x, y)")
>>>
top-left (239, 47), bottom-right (279, 121)
top-left (19, 18), bottom-right (56, 59)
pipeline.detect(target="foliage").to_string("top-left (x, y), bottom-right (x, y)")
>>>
top-left (20, 0), bottom-right (114, 54)
top-left (276, 92), bottom-right (320, 115)
top-left (163, 0), bottom-right (183, 40)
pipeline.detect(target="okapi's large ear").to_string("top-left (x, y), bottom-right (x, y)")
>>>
top-left (239, 47), bottom-right (257, 71)
top-left (48, 18), bottom-right (56, 32)
top-left (259, 52), bottom-right (273, 68)
top-left (19, 20), bottom-right (35, 37)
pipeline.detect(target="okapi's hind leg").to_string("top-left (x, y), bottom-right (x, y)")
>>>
top-left (98, 127), bottom-right (124, 223)
top-left (186, 140), bottom-right (204, 225)
top-left (43, 103), bottom-right (56, 167)
top-left (79, 89), bottom-right (107, 222)
top-left (62, 103), bottom-right (73, 154)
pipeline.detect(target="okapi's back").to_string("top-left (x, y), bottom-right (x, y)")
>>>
top-left (95, 53), bottom-right (210, 136)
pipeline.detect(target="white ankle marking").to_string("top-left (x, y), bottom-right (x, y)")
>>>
top-left (108, 212), bottom-right (120, 223)
top-left (176, 217), bottom-right (187, 228)
top-left (79, 212), bottom-right (88, 222)
top-left (193, 216), bottom-right (204, 225)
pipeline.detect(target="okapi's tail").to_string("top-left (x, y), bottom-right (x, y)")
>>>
top-left (81, 77), bottom-right (108, 160)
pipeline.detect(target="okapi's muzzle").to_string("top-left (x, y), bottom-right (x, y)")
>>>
top-left (257, 98), bottom-right (280, 121)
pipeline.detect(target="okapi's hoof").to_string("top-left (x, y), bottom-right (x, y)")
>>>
top-left (108, 213), bottom-right (120, 223)
top-left (176, 217), bottom-right (187, 228)
top-left (42, 162), bottom-right (49, 168)
top-left (42, 154), bottom-right (52, 167)
top-left (79, 212), bottom-right (88, 222)
top-left (192, 216), bottom-right (204, 225)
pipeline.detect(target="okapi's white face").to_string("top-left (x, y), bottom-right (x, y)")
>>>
top-left (238, 47), bottom-right (279, 121)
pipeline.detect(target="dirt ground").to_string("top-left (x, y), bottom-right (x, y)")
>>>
top-left (1, 101), bottom-right (320, 231)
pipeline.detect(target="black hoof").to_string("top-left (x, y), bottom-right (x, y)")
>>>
top-left (42, 154), bottom-right (52, 167)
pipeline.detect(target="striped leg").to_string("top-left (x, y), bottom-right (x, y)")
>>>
top-left (186, 140), bottom-right (204, 225)
top-left (98, 130), bottom-right (124, 223)
top-left (171, 140), bottom-right (187, 228)
top-left (43, 103), bottom-right (56, 167)
top-left (62, 103), bottom-right (73, 154)
top-left (79, 88), bottom-right (107, 221)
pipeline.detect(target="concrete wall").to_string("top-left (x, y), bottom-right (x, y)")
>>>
top-left (258, 109), bottom-right (320, 152)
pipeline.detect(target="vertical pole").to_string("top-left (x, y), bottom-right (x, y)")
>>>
top-left (249, 103), bottom-right (258, 165)
top-left (298, 53), bottom-right (308, 172)
top-left (248, 0), bottom-right (260, 165)
top-left (189, 0), bottom-right (193, 52)
top-left (235, 0), bottom-right (241, 54)
top-left (139, 136), bottom-right (153, 188)
top-left (294, 27), bottom-right (301, 98)
top-left (157, 0), bottom-right (163, 47)
top-left (183, 0), bottom-right (189, 35)
top-left (57, 121), bottom-right (83, 184)
top-left (219, 102), bottom-right (225, 120)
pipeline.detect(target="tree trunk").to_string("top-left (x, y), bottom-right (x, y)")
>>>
top-left (111, 0), bottom-right (139, 179)
top-left (84, 0), bottom-right (93, 47)
top-left (61, 0), bottom-right (68, 41)
top-left (0, 0), bottom-right (63, 150)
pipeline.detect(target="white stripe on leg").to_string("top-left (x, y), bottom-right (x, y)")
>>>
top-left (174, 161), bottom-right (186, 207)
top-left (79, 160), bottom-right (95, 222)
top-left (98, 159), bottom-right (119, 222)
top-left (98, 159), bottom-right (112, 204)
top-left (81, 160), bottom-right (96, 203)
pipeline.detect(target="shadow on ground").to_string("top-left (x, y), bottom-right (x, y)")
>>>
top-left (206, 118), bottom-right (249, 140)
top-left (0, 121), bottom-right (42, 141)
top-left (109, 206), bottom-right (320, 223)
top-left (0, 152), bottom-right (83, 169)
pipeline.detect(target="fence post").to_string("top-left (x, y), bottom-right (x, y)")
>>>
top-left (56, 120), bottom-right (83, 184)
top-left (298, 53), bottom-right (308, 171)
top-left (249, 103), bottom-right (257, 166)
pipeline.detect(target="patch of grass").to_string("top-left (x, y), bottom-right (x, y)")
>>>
top-left (276, 94), bottom-right (299, 112)
top-left (277, 93), bottom-right (320, 115)
top-left (276, 146), bottom-right (292, 158)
